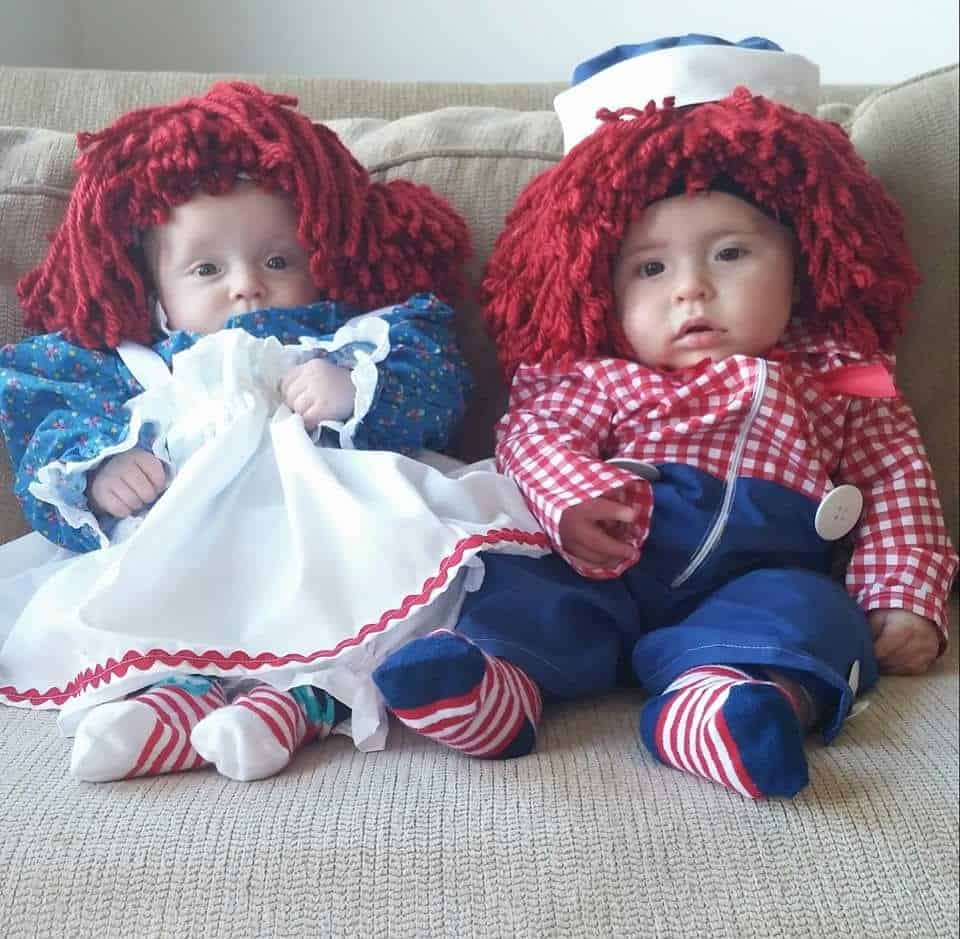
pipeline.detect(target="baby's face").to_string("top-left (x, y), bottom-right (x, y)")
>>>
top-left (145, 183), bottom-right (318, 334)
top-left (611, 191), bottom-right (796, 370)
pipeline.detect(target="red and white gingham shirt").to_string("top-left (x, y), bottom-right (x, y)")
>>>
top-left (495, 323), bottom-right (958, 641)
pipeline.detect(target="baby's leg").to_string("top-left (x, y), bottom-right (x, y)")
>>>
top-left (373, 629), bottom-right (542, 759)
top-left (70, 675), bottom-right (226, 782)
top-left (632, 567), bottom-right (876, 798)
top-left (639, 665), bottom-right (811, 799)
top-left (191, 684), bottom-right (347, 781)
top-left (373, 553), bottom-right (636, 759)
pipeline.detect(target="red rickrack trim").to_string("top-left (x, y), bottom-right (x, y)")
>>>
top-left (0, 527), bottom-right (550, 707)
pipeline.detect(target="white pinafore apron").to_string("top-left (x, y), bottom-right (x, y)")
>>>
top-left (0, 331), bottom-right (548, 749)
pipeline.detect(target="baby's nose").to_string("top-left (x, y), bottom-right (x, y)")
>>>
top-left (674, 271), bottom-right (711, 303)
top-left (230, 268), bottom-right (265, 300)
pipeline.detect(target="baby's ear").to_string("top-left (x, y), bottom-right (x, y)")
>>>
top-left (152, 298), bottom-right (173, 336)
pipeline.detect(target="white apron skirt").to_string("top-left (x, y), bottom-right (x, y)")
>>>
top-left (0, 330), bottom-right (548, 750)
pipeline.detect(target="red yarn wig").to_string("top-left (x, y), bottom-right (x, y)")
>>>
top-left (18, 82), bottom-right (470, 349)
top-left (483, 88), bottom-right (919, 379)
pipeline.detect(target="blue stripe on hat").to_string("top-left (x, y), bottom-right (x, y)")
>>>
top-left (572, 35), bottom-right (784, 85)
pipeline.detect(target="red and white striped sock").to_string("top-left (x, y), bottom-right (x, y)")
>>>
top-left (70, 676), bottom-right (226, 782)
top-left (191, 684), bottom-right (334, 782)
top-left (639, 665), bottom-right (809, 799)
top-left (374, 630), bottom-right (542, 759)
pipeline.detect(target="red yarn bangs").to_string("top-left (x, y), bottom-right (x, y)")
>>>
top-left (483, 88), bottom-right (919, 379)
top-left (18, 82), bottom-right (469, 349)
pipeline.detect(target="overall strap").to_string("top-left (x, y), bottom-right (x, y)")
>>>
top-left (117, 341), bottom-right (173, 391)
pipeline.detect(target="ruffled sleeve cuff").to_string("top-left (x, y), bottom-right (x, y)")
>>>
top-left (27, 412), bottom-right (153, 548)
top-left (297, 310), bottom-right (392, 449)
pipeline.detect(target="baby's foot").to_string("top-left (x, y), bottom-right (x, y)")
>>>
top-left (70, 676), bottom-right (226, 782)
top-left (639, 665), bottom-right (809, 799)
top-left (373, 629), bottom-right (541, 759)
top-left (191, 684), bottom-right (344, 781)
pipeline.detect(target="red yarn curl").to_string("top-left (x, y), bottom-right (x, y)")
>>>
top-left (17, 82), bottom-right (470, 349)
top-left (482, 88), bottom-right (920, 380)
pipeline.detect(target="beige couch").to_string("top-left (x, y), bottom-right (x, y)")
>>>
top-left (0, 64), bottom-right (957, 939)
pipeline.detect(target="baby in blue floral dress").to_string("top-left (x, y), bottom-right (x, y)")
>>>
top-left (0, 82), bottom-right (526, 783)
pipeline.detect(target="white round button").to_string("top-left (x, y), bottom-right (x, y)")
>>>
top-left (814, 484), bottom-right (863, 540)
top-left (606, 458), bottom-right (661, 482)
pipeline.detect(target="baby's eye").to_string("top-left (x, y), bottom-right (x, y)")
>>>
top-left (194, 262), bottom-right (219, 277)
top-left (638, 261), bottom-right (665, 278)
top-left (716, 246), bottom-right (745, 262)
top-left (265, 256), bottom-right (288, 270)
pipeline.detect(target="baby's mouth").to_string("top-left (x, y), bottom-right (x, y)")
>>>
top-left (674, 319), bottom-right (725, 346)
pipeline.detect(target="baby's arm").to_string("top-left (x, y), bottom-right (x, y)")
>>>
top-left (496, 362), bottom-right (651, 577)
top-left (1, 335), bottom-right (143, 551)
top-left (280, 295), bottom-right (471, 452)
top-left (348, 294), bottom-right (473, 453)
top-left (838, 392), bottom-right (958, 668)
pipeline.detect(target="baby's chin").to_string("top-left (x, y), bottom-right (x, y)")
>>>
top-left (655, 350), bottom-right (729, 371)
top-left (656, 341), bottom-right (776, 371)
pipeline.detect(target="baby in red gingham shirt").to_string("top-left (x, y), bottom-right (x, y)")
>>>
top-left (372, 42), bottom-right (958, 800)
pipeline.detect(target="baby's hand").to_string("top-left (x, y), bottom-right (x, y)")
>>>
top-left (281, 358), bottom-right (354, 429)
top-left (869, 609), bottom-right (941, 675)
top-left (87, 448), bottom-right (167, 518)
top-left (558, 495), bottom-right (637, 571)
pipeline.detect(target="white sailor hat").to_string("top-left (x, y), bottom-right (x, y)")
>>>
top-left (554, 35), bottom-right (820, 152)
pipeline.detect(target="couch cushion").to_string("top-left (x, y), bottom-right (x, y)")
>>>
top-left (1, 67), bottom-right (958, 550)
